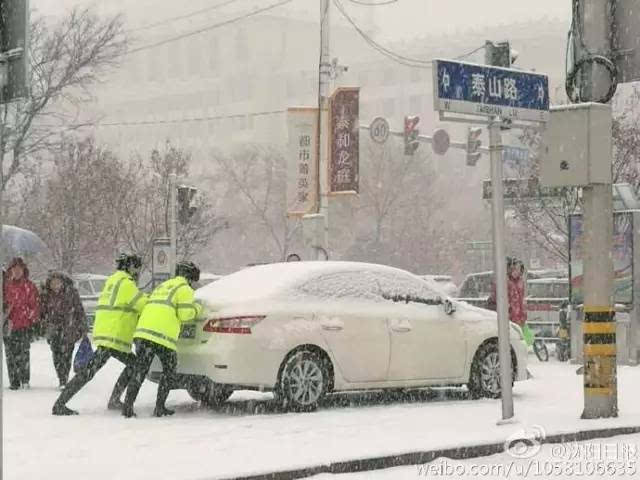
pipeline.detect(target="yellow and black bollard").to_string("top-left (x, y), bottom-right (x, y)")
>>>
top-left (582, 306), bottom-right (618, 419)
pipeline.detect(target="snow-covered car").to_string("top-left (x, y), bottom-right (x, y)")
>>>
top-left (195, 272), bottom-right (224, 289)
top-left (419, 274), bottom-right (458, 296)
top-left (152, 262), bottom-right (528, 411)
top-left (72, 273), bottom-right (108, 329)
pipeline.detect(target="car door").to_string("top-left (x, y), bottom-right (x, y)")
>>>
top-left (380, 272), bottom-right (467, 381)
top-left (298, 271), bottom-right (391, 383)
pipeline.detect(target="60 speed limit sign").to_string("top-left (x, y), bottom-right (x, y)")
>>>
top-left (369, 117), bottom-right (390, 144)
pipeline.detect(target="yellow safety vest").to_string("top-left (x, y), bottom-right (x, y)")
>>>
top-left (134, 276), bottom-right (202, 351)
top-left (92, 270), bottom-right (148, 353)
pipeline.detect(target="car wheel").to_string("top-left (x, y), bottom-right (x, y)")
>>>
top-left (277, 350), bottom-right (329, 412)
top-left (187, 378), bottom-right (233, 408)
top-left (468, 342), bottom-right (503, 399)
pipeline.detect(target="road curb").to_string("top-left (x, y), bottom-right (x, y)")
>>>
top-left (224, 425), bottom-right (640, 480)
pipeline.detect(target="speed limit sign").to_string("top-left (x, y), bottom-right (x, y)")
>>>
top-left (369, 117), bottom-right (390, 144)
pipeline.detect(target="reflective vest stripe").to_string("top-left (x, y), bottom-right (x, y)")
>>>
top-left (147, 300), bottom-right (173, 307)
top-left (146, 284), bottom-right (188, 308)
top-left (167, 284), bottom-right (186, 303)
top-left (134, 328), bottom-right (177, 346)
top-left (129, 291), bottom-right (144, 308)
top-left (109, 278), bottom-right (126, 306)
top-left (95, 305), bottom-right (137, 313)
top-left (93, 335), bottom-right (130, 348)
top-left (176, 303), bottom-right (197, 312)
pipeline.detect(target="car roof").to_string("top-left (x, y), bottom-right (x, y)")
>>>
top-left (196, 261), bottom-right (426, 304)
top-left (527, 277), bottom-right (569, 284)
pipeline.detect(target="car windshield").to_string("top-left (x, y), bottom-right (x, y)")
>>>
top-left (91, 279), bottom-right (106, 294)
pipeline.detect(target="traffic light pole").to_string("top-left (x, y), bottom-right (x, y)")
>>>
top-left (488, 118), bottom-right (514, 421)
top-left (316, 0), bottom-right (331, 260)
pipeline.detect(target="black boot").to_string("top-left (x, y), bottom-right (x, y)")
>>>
top-left (52, 404), bottom-right (79, 416)
top-left (153, 406), bottom-right (175, 417)
top-left (122, 405), bottom-right (136, 418)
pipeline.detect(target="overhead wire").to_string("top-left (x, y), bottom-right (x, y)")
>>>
top-left (126, 0), bottom-right (294, 56)
top-left (347, 0), bottom-right (398, 6)
top-left (126, 0), bottom-right (246, 33)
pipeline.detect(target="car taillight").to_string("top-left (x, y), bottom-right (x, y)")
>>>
top-left (203, 316), bottom-right (265, 334)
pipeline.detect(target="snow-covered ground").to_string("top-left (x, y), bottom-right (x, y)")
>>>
top-left (5, 341), bottom-right (640, 480)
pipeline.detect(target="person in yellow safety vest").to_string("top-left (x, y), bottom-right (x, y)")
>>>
top-left (52, 253), bottom-right (148, 416)
top-left (123, 261), bottom-right (202, 418)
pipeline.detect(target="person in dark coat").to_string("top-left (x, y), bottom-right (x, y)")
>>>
top-left (40, 272), bottom-right (88, 388)
top-left (3, 257), bottom-right (40, 389)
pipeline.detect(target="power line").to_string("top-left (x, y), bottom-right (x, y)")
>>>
top-left (334, 0), bottom-right (484, 68)
top-left (127, 0), bottom-right (246, 33)
top-left (126, 0), bottom-right (295, 56)
top-left (53, 109), bottom-right (287, 128)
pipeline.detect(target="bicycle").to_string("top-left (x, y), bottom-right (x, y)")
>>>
top-left (522, 323), bottom-right (549, 362)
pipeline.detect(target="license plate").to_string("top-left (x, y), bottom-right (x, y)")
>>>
top-left (179, 324), bottom-right (196, 339)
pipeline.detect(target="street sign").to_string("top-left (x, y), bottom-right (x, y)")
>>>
top-left (369, 116), bottom-right (389, 144)
top-left (482, 178), bottom-right (565, 201)
top-left (467, 240), bottom-right (492, 251)
top-left (431, 128), bottom-right (450, 155)
top-left (329, 87), bottom-right (359, 194)
top-left (287, 107), bottom-right (319, 216)
top-left (433, 59), bottom-right (550, 122)
top-left (152, 237), bottom-right (171, 287)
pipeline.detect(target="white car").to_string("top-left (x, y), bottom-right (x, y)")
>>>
top-left (152, 262), bottom-right (528, 411)
top-left (72, 273), bottom-right (108, 329)
top-left (419, 274), bottom-right (458, 297)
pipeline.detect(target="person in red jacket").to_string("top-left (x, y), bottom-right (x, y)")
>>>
top-left (487, 257), bottom-right (531, 340)
top-left (3, 257), bottom-right (40, 389)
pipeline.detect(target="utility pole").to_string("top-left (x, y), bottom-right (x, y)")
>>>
top-left (316, 0), bottom-right (331, 260)
top-left (573, 0), bottom-right (617, 419)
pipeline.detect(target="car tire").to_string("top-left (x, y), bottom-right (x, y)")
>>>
top-left (187, 378), bottom-right (233, 408)
top-left (276, 350), bottom-right (329, 412)
top-left (468, 342), bottom-right (504, 399)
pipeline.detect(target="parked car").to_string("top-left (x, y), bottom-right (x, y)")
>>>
top-left (419, 275), bottom-right (458, 296)
top-left (149, 261), bottom-right (528, 411)
top-left (456, 268), bottom-right (568, 309)
top-left (72, 273), bottom-right (108, 330)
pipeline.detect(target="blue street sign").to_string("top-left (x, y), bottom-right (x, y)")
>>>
top-left (432, 59), bottom-right (549, 122)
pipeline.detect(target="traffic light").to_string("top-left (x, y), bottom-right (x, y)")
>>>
top-left (177, 185), bottom-right (198, 224)
top-left (484, 40), bottom-right (512, 67)
top-left (404, 115), bottom-right (420, 156)
top-left (466, 127), bottom-right (482, 166)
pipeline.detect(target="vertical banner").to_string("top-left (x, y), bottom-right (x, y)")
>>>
top-left (152, 237), bottom-right (171, 288)
top-left (286, 107), bottom-right (319, 216)
top-left (329, 87), bottom-right (359, 194)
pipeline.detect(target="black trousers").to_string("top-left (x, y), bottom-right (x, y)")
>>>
top-left (124, 339), bottom-right (178, 411)
top-left (4, 329), bottom-right (31, 387)
top-left (54, 346), bottom-right (136, 407)
top-left (49, 337), bottom-right (74, 385)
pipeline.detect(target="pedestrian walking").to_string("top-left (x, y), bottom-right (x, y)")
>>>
top-left (123, 261), bottom-right (202, 418)
top-left (52, 253), bottom-right (148, 415)
top-left (40, 271), bottom-right (88, 388)
top-left (3, 257), bottom-right (40, 390)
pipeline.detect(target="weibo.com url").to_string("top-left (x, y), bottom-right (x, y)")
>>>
top-left (416, 459), bottom-right (637, 477)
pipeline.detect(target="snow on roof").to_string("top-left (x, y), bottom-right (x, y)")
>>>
top-left (195, 261), bottom-right (425, 305)
top-left (527, 277), bottom-right (568, 284)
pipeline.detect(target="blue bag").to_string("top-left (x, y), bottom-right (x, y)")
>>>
top-left (73, 336), bottom-right (94, 373)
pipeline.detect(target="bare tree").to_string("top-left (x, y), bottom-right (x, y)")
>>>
top-left (211, 144), bottom-right (298, 262)
top-left (1, 6), bottom-right (126, 192)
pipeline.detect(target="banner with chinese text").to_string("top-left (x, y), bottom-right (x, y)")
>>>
top-left (286, 107), bottom-right (319, 216)
top-left (329, 87), bottom-right (359, 194)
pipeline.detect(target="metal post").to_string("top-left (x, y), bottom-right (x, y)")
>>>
top-left (317, 0), bottom-right (331, 260)
top-left (168, 173), bottom-right (177, 275)
top-left (489, 118), bottom-right (514, 421)
top-left (0, 68), bottom-right (5, 480)
top-left (581, 184), bottom-right (617, 418)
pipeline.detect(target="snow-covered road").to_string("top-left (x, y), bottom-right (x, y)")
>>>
top-left (5, 341), bottom-right (640, 479)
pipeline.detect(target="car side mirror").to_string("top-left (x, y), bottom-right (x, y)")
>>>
top-left (443, 299), bottom-right (456, 315)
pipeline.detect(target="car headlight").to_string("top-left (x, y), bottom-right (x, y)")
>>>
top-left (510, 322), bottom-right (524, 341)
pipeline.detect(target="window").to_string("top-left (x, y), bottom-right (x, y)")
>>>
top-left (374, 271), bottom-right (441, 301)
top-left (76, 281), bottom-right (93, 297)
top-left (91, 279), bottom-right (106, 294)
